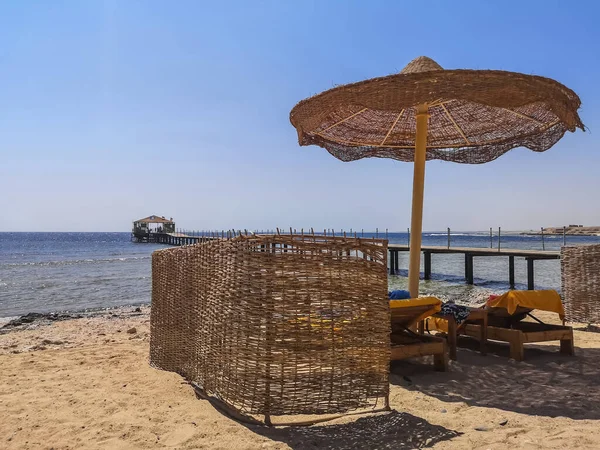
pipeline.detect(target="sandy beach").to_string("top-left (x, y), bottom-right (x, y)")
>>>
top-left (0, 307), bottom-right (599, 449)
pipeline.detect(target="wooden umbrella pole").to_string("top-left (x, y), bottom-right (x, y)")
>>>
top-left (408, 104), bottom-right (429, 298)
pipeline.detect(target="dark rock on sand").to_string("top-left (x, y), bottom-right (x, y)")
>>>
top-left (40, 339), bottom-right (65, 346)
top-left (1, 312), bottom-right (82, 333)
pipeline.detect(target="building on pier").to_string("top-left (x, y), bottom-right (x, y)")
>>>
top-left (132, 215), bottom-right (175, 242)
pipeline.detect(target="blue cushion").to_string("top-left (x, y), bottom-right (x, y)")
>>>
top-left (388, 290), bottom-right (411, 300)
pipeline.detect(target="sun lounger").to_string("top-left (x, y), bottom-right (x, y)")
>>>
top-left (427, 306), bottom-right (488, 361)
top-left (390, 297), bottom-right (448, 371)
top-left (460, 290), bottom-right (574, 361)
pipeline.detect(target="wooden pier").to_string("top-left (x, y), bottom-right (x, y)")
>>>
top-left (388, 245), bottom-right (560, 290)
top-left (134, 216), bottom-right (560, 290)
top-left (152, 232), bottom-right (215, 246)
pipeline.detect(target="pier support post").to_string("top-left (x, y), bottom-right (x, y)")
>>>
top-left (465, 254), bottom-right (474, 285)
top-left (527, 258), bottom-right (535, 290)
top-left (424, 252), bottom-right (432, 280)
top-left (394, 250), bottom-right (399, 274)
top-left (389, 250), bottom-right (395, 274)
top-left (509, 256), bottom-right (515, 289)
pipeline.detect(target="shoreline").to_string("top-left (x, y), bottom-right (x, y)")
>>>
top-left (0, 302), bottom-right (151, 328)
top-left (0, 304), bottom-right (151, 356)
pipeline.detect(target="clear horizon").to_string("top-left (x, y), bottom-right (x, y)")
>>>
top-left (1, 1), bottom-right (598, 232)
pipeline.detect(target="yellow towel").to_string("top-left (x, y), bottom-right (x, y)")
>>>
top-left (486, 290), bottom-right (565, 320)
top-left (425, 316), bottom-right (449, 332)
top-left (390, 296), bottom-right (442, 325)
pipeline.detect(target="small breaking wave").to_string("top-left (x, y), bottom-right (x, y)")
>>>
top-left (425, 233), bottom-right (477, 236)
top-left (1, 256), bottom-right (151, 268)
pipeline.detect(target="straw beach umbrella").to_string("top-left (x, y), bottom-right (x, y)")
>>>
top-left (290, 56), bottom-right (583, 297)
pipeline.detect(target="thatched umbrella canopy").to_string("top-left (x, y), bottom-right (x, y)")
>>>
top-left (290, 56), bottom-right (583, 297)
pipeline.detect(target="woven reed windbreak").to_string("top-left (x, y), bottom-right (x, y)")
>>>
top-left (290, 56), bottom-right (584, 164)
top-left (561, 244), bottom-right (600, 324)
top-left (150, 234), bottom-right (390, 418)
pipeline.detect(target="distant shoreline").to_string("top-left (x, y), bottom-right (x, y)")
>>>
top-left (520, 226), bottom-right (600, 237)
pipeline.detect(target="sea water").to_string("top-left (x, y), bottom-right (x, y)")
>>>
top-left (0, 232), bottom-right (167, 317)
top-left (1, 231), bottom-right (598, 318)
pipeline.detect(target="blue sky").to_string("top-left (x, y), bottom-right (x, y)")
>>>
top-left (0, 0), bottom-right (597, 232)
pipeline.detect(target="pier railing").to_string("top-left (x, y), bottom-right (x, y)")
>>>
top-left (146, 226), bottom-right (566, 249)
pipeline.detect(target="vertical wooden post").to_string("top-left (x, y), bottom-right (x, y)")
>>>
top-left (447, 316), bottom-right (457, 361)
top-left (563, 226), bottom-right (566, 246)
top-left (510, 333), bottom-right (525, 361)
top-left (527, 258), bottom-right (535, 290)
top-left (541, 227), bottom-right (545, 250)
top-left (408, 104), bottom-right (428, 298)
top-left (509, 255), bottom-right (515, 289)
top-left (424, 252), bottom-right (432, 280)
top-left (447, 227), bottom-right (450, 249)
top-left (465, 254), bottom-right (474, 285)
top-left (394, 250), bottom-right (399, 274)
top-left (560, 335), bottom-right (575, 355)
top-left (498, 227), bottom-right (501, 251)
top-left (490, 227), bottom-right (493, 248)
top-left (389, 250), bottom-right (395, 274)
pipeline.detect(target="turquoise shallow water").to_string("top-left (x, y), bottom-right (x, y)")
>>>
top-left (1, 231), bottom-right (598, 317)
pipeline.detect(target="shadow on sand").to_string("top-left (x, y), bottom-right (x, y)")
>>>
top-left (247, 410), bottom-right (460, 449)
top-left (390, 338), bottom-right (600, 420)
top-left (192, 384), bottom-right (460, 449)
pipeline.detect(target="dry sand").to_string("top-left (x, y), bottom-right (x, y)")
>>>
top-left (2, 307), bottom-right (600, 449)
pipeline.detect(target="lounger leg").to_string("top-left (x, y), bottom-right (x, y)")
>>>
top-left (480, 313), bottom-right (488, 356)
top-left (434, 350), bottom-right (448, 371)
top-left (560, 335), bottom-right (575, 356)
top-left (447, 316), bottom-right (457, 361)
top-left (509, 333), bottom-right (524, 361)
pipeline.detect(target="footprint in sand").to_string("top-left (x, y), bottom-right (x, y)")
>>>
top-left (159, 423), bottom-right (198, 447)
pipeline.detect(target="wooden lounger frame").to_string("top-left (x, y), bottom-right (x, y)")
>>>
top-left (460, 318), bottom-right (574, 361)
top-left (390, 304), bottom-right (448, 371)
top-left (432, 308), bottom-right (488, 361)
